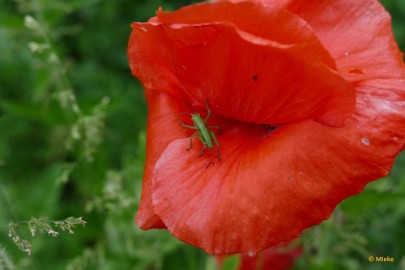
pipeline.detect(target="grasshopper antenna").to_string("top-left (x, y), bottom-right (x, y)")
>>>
top-left (168, 37), bottom-right (202, 112)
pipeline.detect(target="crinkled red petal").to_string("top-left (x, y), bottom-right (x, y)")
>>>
top-left (214, 0), bottom-right (289, 9)
top-left (159, 22), bottom-right (355, 127)
top-left (156, 1), bottom-right (336, 68)
top-left (128, 1), bottom-right (356, 127)
top-left (284, 0), bottom-right (405, 81)
top-left (135, 90), bottom-right (190, 229)
top-left (127, 23), bottom-right (179, 95)
top-left (150, 77), bottom-right (405, 254)
top-left (128, 0), bottom-right (405, 255)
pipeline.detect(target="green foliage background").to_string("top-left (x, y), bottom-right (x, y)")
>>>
top-left (0, 0), bottom-right (404, 269)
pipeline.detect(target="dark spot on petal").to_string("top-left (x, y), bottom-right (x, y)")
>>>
top-left (252, 74), bottom-right (258, 82)
top-left (205, 161), bottom-right (215, 169)
top-left (263, 124), bottom-right (279, 134)
top-left (348, 67), bottom-right (364, 74)
top-left (259, 124), bottom-right (280, 140)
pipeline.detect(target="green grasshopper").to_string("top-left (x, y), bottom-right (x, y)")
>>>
top-left (178, 100), bottom-right (222, 160)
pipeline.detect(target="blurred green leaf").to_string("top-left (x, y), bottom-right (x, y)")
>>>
top-left (221, 255), bottom-right (239, 270)
top-left (0, 100), bottom-right (62, 125)
top-left (339, 190), bottom-right (405, 214)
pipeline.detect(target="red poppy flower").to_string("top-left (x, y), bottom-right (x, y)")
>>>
top-left (217, 242), bottom-right (302, 270)
top-left (127, 0), bottom-right (405, 254)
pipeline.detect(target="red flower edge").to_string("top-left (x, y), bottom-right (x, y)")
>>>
top-left (217, 241), bottom-right (302, 270)
top-left (128, 0), bottom-right (405, 254)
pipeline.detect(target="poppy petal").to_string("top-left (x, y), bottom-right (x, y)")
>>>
top-left (149, 76), bottom-right (405, 253)
top-left (128, 0), bottom-right (405, 256)
top-left (216, 241), bottom-right (302, 270)
top-left (160, 22), bottom-right (355, 127)
top-left (215, 0), bottom-right (289, 9)
top-left (128, 1), bottom-right (356, 127)
top-left (131, 23), bottom-right (355, 127)
top-left (238, 242), bottom-right (302, 270)
top-left (156, 1), bottom-right (335, 68)
top-left (127, 23), bottom-right (180, 96)
top-left (135, 90), bottom-right (191, 229)
top-left (284, 0), bottom-right (405, 81)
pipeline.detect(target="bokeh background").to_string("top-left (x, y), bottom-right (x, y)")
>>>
top-left (0, 0), bottom-right (404, 269)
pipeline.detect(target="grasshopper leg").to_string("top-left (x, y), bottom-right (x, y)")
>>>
top-left (199, 145), bottom-right (207, 156)
top-left (204, 99), bottom-right (211, 122)
top-left (178, 119), bottom-right (197, 129)
top-left (187, 132), bottom-right (198, 150)
top-left (210, 130), bottom-right (221, 160)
